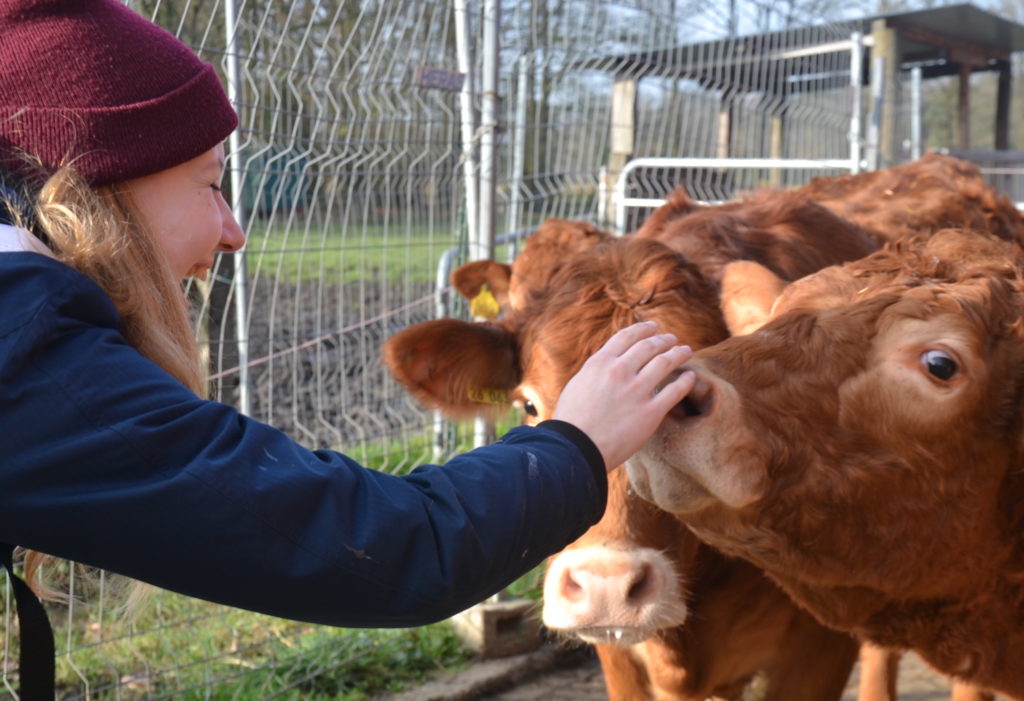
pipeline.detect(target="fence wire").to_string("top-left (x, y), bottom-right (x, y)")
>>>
top-left (4, 0), bottom-right (1024, 698)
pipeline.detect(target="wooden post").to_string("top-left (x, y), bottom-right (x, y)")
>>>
top-left (716, 102), bottom-right (733, 160)
top-left (769, 109), bottom-right (785, 186)
top-left (870, 19), bottom-right (899, 168)
top-left (995, 59), bottom-right (1011, 151)
top-left (603, 76), bottom-right (636, 227)
top-left (716, 95), bottom-right (736, 197)
top-left (958, 63), bottom-right (971, 151)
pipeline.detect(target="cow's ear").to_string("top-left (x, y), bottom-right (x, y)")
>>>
top-left (383, 318), bottom-right (519, 419)
top-left (720, 260), bottom-right (787, 335)
top-left (451, 261), bottom-right (512, 318)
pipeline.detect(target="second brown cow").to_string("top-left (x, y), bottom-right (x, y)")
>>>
top-left (628, 229), bottom-right (1024, 698)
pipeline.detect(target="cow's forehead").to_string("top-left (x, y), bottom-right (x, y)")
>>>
top-left (513, 237), bottom-right (727, 393)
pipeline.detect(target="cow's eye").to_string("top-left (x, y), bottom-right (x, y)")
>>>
top-left (920, 349), bottom-right (958, 381)
top-left (523, 400), bottom-right (539, 417)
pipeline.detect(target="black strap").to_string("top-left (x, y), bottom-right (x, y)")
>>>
top-left (1, 544), bottom-right (55, 700)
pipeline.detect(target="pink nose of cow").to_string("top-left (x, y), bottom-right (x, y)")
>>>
top-left (542, 546), bottom-right (686, 642)
top-left (561, 557), bottom-right (652, 605)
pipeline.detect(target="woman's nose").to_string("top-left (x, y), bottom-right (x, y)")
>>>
top-left (217, 198), bottom-right (246, 252)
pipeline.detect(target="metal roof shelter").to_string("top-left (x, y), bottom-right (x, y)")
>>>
top-left (590, 4), bottom-right (1024, 84)
top-left (592, 3), bottom-right (1024, 219)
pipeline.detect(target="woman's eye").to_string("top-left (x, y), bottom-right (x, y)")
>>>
top-left (920, 349), bottom-right (958, 381)
top-left (523, 400), bottom-right (538, 417)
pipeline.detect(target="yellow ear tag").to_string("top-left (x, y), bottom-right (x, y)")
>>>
top-left (467, 387), bottom-right (511, 405)
top-left (470, 284), bottom-right (500, 320)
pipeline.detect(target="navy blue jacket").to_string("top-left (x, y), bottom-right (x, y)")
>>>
top-left (0, 253), bottom-right (607, 627)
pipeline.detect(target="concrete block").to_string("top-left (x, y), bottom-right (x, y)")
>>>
top-left (450, 598), bottom-right (542, 659)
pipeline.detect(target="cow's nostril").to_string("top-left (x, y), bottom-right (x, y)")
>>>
top-left (680, 395), bottom-right (702, 417)
top-left (626, 564), bottom-right (654, 603)
top-left (562, 570), bottom-right (584, 602)
top-left (673, 378), bottom-right (713, 419)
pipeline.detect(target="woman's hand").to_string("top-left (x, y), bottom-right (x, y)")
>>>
top-left (553, 321), bottom-right (696, 471)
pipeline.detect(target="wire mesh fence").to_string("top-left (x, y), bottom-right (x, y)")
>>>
top-left (4, 0), bottom-right (1024, 698)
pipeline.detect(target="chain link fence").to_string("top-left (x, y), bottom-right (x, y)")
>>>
top-left (4, 0), bottom-right (1024, 698)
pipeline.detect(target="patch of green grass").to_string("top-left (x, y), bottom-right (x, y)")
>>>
top-left (349, 409), bottom-right (525, 475)
top-left (45, 591), bottom-right (474, 700)
top-left (242, 222), bottom-right (464, 284)
top-left (237, 219), bottom-right (531, 285)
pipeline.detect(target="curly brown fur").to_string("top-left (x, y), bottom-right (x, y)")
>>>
top-left (635, 187), bottom-right (881, 285)
top-left (799, 153), bottom-right (1024, 245)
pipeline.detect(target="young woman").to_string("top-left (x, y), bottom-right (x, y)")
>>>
top-left (0, 0), bottom-right (695, 695)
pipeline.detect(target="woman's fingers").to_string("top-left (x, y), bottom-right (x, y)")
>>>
top-left (553, 321), bottom-right (697, 471)
top-left (637, 343), bottom-right (693, 385)
top-left (650, 368), bottom-right (697, 414)
top-left (594, 320), bottom-right (661, 358)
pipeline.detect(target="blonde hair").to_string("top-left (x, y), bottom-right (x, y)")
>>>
top-left (7, 165), bottom-right (207, 602)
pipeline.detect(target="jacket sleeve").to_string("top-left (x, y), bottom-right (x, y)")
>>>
top-left (0, 255), bottom-right (607, 627)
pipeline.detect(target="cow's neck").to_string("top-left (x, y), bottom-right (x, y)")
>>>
top-left (783, 575), bottom-right (1024, 697)
top-left (691, 516), bottom-right (1024, 695)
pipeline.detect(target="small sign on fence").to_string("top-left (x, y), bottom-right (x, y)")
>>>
top-left (415, 65), bottom-right (465, 92)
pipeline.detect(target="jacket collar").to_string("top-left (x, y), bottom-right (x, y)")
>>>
top-left (0, 223), bottom-right (55, 258)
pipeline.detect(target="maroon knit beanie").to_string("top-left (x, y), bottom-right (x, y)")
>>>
top-left (0, 0), bottom-right (239, 187)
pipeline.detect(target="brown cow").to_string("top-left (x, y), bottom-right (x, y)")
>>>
top-left (386, 222), bottom-right (866, 699)
top-left (643, 164), bottom-right (1008, 701)
top-left (627, 229), bottom-right (1024, 697)
top-left (798, 152), bottom-right (1024, 245)
top-left (634, 187), bottom-right (881, 284)
top-left (635, 153), bottom-right (1024, 250)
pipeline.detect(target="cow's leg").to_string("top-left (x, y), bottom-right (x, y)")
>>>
top-left (761, 616), bottom-right (859, 701)
top-left (856, 644), bottom-right (900, 701)
top-left (595, 643), bottom-right (650, 701)
top-left (950, 682), bottom-right (996, 701)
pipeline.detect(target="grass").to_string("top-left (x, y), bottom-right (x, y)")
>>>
top-left (237, 218), bottom-right (531, 285)
top-left (44, 590), bottom-right (476, 700)
top-left (241, 221), bottom-right (465, 285)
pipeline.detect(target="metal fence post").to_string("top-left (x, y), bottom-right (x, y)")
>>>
top-left (441, 0), bottom-right (482, 462)
top-left (849, 31), bottom-right (863, 174)
top-left (455, 0), bottom-right (479, 250)
top-left (473, 0), bottom-right (500, 450)
top-left (866, 56), bottom-right (885, 172)
top-left (223, 0), bottom-right (251, 415)
top-left (507, 53), bottom-right (529, 262)
top-left (910, 66), bottom-right (922, 161)
top-left (478, 0), bottom-right (499, 266)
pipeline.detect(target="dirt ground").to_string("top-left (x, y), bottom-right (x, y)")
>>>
top-left (476, 648), bottom-right (997, 701)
